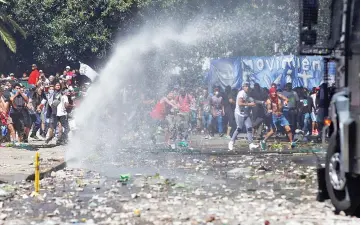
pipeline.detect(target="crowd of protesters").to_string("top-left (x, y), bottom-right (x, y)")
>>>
top-left (0, 64), bottom-right (86, 145)
top-left (145, 81), bottom-right (334, 150)
top-left (0, 63), bottom-right (333, 151)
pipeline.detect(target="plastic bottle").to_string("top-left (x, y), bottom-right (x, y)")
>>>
top-left (119, 174), bottom-right (131, 182)
top-left (178, 141), bottom-right (188, 147)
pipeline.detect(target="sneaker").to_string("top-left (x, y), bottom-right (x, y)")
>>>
top-left (170, 144), bottom-right (176, 150)
top-left (291, 142), bottom-right (296, 149)
top-left (295, 129), bottom-right (303, 134)
top-left (305, 131), bottom-right (310, 136)
top-left (249, 143), bottom-right (259, 150)
top-left (260, 140), bottom-right (267, 151)
top-left (30, 134), bottom-right (39, 140)
top-left (56, 139), bottom-right (64, 145)
top-left (219, 133), bottom-right (224, 137)
top-left (157, 126), bottom-right (162, 134)
top-left (45, 136), bottom-right (53, 144)
top-left (204, 135), bottom-right (209, 139)
top-left (228, 141), bottom-right (234, 151)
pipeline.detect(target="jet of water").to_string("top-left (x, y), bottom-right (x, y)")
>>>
top-left (66, 5), bottom-right (300, 175)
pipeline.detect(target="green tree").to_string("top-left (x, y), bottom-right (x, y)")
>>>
top-left (9, 0), bottom-right (145, 70)
top-left (0, 0), bottom-right (26, 53)
top-left (6, 0), bottom-right (302, 74)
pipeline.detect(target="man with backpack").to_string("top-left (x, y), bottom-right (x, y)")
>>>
top-left (39, 83), bottom-right (69, 145)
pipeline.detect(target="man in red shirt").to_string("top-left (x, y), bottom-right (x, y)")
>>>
top-left (175, 88), bottom-right (193, 142)
top-left (28, 64), bottom-right (40, 85)
top-left (176, 88), bottom-right (192, 113)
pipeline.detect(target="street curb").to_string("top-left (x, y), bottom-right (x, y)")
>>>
top-left (25, 160), bottom-right (67, 181)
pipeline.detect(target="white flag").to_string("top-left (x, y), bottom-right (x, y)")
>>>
top-left (79, 62), bottom-right (99, 81)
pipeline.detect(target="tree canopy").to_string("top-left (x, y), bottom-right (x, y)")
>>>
top-left (1, 0), bottom-right (309, 77)
top-left (0, 0), bottom-right (26, 65)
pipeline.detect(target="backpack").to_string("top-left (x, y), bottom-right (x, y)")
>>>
top-left (51, 93), bottom-right (61, 109)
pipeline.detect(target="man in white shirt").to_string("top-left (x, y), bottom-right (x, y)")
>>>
top-left (228, 82), bottom-right (259, 151)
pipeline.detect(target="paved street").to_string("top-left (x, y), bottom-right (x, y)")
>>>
top-left (0, 144), bottom-right (65, 183)
top-left (0, 135), bottom-right (359, 225)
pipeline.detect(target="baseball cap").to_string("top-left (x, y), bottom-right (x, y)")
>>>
top-left (32, 64), bottom-right (37, 67)
top-left (66, 66), bottom-right (70, 69)
top-left (242, 82), bottom-right (250, 87)
top-left (10, 73), bottom-right (14, 76)
top-left (39, 70), bottom-right (44, 73)
top-left (269, 87), bottom-right (277, 94)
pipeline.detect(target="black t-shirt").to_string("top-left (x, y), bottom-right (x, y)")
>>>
top-left (221, 92), bottom-right (230, 111)
top-left (250, 88), bottom-right (266, 118)
top-left (227, 90), bottom-right (237, 112)
top-left (316, 84), bottom-right (329, 108)
top-left (299, 96), bottom-right (313, 114)
top-left (32, 92), bottom-right (46, 109)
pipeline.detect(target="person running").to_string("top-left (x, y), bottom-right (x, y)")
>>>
top-left (228, 82), bottom-right (259, 151)
top-left (149, 91), bottom-right (178, 146)
top-left (260, 87), bottom-right (296, 150)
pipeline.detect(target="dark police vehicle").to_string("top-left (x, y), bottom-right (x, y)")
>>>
top-left (299, 0), bottom-right (360, 216)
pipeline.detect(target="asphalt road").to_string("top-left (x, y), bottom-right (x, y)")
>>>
top-left (0, 144), bottom-right (358, 225)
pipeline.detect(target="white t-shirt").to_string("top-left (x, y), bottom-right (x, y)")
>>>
top-left (235, 90), bottom-right (249, 116)
top-left (310, 93), bottom-right (317, 112)
top-left (56, 95), bottom-right (68, 117)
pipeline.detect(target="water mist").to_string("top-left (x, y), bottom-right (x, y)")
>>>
top-left (66, 5), bottom-right (299, 179)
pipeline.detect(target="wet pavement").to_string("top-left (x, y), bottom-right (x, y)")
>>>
top-left (0, 145), bottom-right (359, 225)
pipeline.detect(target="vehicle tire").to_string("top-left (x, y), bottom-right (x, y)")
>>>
top-left (325, 133), bottom-right (360, 216)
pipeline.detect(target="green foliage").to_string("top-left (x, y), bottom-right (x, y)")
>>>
top-left (0, 0), bottom-right (26, 53)
top-left (9, 0), bottom-right (144, 67)
top-left (5, 0), bottom-right (304, 73)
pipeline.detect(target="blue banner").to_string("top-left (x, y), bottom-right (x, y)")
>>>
top-left (206, 55), bottom-right (333, 91)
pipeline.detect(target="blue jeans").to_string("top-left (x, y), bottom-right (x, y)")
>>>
top-left (31, 113), bottom-right (41, 135)
top-left (202, 112), bottom-right (212, 129)
top-left (213, 115), bottom-right (223, 133)
top-left (271, 114), bottom-right (289, 129)
top-left (303, 113), bottom-right (311, 133)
